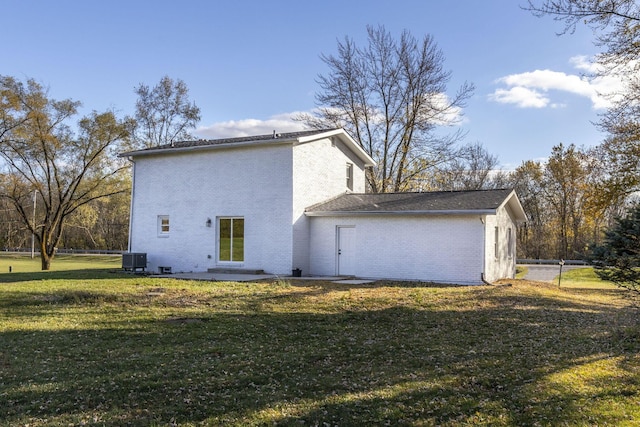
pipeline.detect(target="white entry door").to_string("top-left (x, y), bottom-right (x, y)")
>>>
top-left (337, 226), bottom-right (356, 276)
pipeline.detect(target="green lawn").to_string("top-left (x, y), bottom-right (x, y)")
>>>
top-left (0, 262), bottom-right (639, 426)
top-left (0, 253), bottom-right (121, 276)
top-left (559, 267), bottom-right (619, 290)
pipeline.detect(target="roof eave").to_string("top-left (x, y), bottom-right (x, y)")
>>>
top-left (305, 209), bottom-right (498, 217)
top-left (119, 137), bottom-right (295, 158)
top-left (499, 190), bottom-right (527, 223)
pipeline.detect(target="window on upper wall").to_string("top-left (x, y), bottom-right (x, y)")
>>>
top-left (507, 227), bottom-right (513, 258)
top-left (218, 217), bottom-right (244, 262)
top-left (346, 163), bottom-right (354, 191)
top-left (158, 215), bottom-right (170, 237)
top-left (494, 226), bottom-right (499, 259)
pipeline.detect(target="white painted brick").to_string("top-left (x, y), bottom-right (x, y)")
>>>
top-left (130, 143), bottom-right (294, 274)
top-left (129, 136), bottom-right (363, 275)
top-left (309, 215), bottom-right (486, 284)
top-left (483, 207), bottom-right (518, 282)
top-left (291, 137), bottom-right (367, 274)
top-left (128, 132), bottom-right (519, 283)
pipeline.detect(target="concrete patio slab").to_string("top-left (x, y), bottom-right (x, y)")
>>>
top-left (158, 272), bottom-right (277, 282)
top-left (155, 272), bottom-right (365, 283)
top-left (332, 279), bottom-right (375, 284)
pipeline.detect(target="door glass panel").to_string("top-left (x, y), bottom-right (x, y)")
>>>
top-left (219, 218), bottom-right (231, 261)
top-left (232, 218), bottom-right (244, 262)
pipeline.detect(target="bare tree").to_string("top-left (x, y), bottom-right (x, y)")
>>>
top-left (134, 76), bottom-right (201, 148)
top-left (526, 1), bottom-right (638, 41)
top-left (526, 0), bottom-right (640, 192)
top-left (430, 142), bottom-right (501, 191)
top-left (300, 25), bottom-right (474, 193)
top-left (0, 76), bottom-right (132, 269)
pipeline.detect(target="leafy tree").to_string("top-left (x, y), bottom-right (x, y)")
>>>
top-left (62, 189), bottom-right (130, 250)
top-left (0, 192), bottom-right (28, 249)
top-left (300, 25), bottom-right (474, 192)
top-left (134, 76), bottom-right (201, 148)
top-left (590, 203), bottom-right (640, 294)
top-left (542, 143), bottom-right (590, 258)
top-left (507, 144), bottom-right (625, 261)
top-left (0, 76), bottom-right (132, 270)
top-left (510, 160), bottom-right (549, 259)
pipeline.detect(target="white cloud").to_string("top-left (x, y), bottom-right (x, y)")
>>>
top-left (195, 112), bottom-right (307, 138)
top-left (570, 55), bottom-right (600, 73)
top-left (489, 87), bottom-right (550, 108)
top-left (194, 94), bottom-right (467, 140)
top-left (428, 92), bottom-right (466, 125)
top-left (489, 56), bottom-right (626, 110)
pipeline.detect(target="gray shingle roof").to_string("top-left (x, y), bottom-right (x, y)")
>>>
top-left (120, 127), bottom-right (377, 166)
top-left (305, 189), bottom-right (516, 214)
top-left (128, 128), bottom-right (339, 153)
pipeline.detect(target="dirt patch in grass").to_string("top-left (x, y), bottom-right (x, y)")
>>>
top-left (164, 316), bottom-right (208, 325)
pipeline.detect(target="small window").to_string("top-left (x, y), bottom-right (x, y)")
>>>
top-left (507, 227), bottom-right (513, 258)
top-left (346, 163), bottom-right (353, 191)
top-left (158, 215), bottom-right (170, 237)
top-left (494, 226), bottom-right (499, 259)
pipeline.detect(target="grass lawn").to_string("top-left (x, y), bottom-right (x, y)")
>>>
top-left (559, 267), bottom-right (619, 290)
top-left (0, 264), bottom-right (639, 426)
top-left (0, 253), bottom-right (121, 277)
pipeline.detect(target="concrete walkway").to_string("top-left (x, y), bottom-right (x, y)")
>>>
top-left (165, 272), bottom-right (277, 282)
top-left (160, 272), bottom-right (374, 284)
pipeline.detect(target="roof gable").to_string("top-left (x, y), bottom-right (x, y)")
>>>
top-left (306, 189), bottom-right (527, 222)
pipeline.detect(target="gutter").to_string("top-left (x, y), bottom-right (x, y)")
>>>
top-left (305, 209), bottom-right (498, 217)
top-left (119, 137), bottom-right (295, 158)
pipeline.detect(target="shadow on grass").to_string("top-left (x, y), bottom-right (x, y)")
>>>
top-left (0, 268), bottom-right (131, 283)
top-left (1, 289), bottom-right (639, 426)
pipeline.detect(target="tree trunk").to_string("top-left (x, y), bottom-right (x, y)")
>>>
top-left (40, 252), bottom-right (51, 271)
top-left (39, 237), bottom-right (53, 270)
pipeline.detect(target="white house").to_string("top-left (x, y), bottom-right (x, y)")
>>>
top-left (305, 190), bottom-right (526, 284)
top-left (121, 128), bottom-right (526, 284)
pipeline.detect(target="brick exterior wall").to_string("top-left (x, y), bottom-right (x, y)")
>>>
top-left (483, 204), bottom-right (519, 282)
top-left (128, 135), bottom-right (363, 275)
top-left (127, 130), bottom-right (520, 282)
top-left (129, 143), bottom-right (294, 274)
top-left (308, 214), bottom-right (487, 284)
top-left (308, 208), bottom-right (519, 284)
top-left (291, 137), bottom-right (367, 274)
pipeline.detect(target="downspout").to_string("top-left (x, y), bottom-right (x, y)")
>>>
top-left (481, 273), bottom-right (493, 286)
top-left (126, 157), bottom-right (136, 253)
top-left (480, 215), bottom-right (493, 285)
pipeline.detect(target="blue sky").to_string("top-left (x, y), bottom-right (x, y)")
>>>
top-left (4, 0), bottom-right (615, 169)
